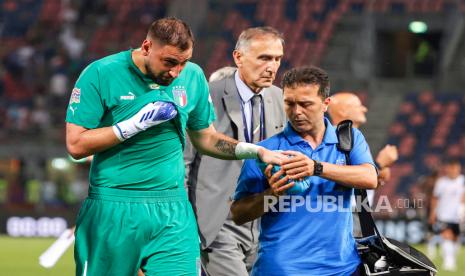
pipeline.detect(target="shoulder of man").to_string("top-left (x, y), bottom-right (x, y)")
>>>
top-left (257, 130), bottom-right (284, 148)
top-left (182, 61), bottom-right (206, 78)
top-left (90, 51), bottom-right (128, 71)
top-left (208, 75), bottom-right (234, 100)
top-left (434, 177), bottom-right (446, 187)
top-left (208, 77), bottom-right (228, 91)
top-left (351, 126), bottom-right (367, 141)
top-left (184, 61), bottom-right (201, 71)
top-left (263, 84), bottom-right (283, 99)
top-left (267, 84), bottom-right (283, 93)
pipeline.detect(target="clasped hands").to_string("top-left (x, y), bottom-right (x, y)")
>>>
top-left (259, 150), bottom-right (316, 196)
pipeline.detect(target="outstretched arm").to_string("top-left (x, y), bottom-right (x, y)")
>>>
top-left (187, 125), bottom-right (286, 164)
top-left (280, 150), bottom-right (378, 189)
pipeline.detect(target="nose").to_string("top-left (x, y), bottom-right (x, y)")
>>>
top-left (169, 64), bottom-right (183, 78)
top-left (293, 104), bottom-right (304, 115)
top-left (267, 60), bottom-right (280, 73)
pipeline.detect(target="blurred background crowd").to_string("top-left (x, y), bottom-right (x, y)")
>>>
top-left (1, 0), bottom-right (465, 243)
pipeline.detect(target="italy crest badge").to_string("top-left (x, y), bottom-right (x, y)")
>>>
top-left (172, 86), bottom-right (187, 107)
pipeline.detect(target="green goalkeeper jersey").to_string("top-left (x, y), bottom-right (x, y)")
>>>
top-left (65, 50), bottom-right (216, 190)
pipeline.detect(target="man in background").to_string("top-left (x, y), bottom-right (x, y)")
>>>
top-left (429, 159), bottom-right (465, 271)
top-left (187, 27), bottom-right (286, 275)
top-left (328, 92), bottom-right (398, 203)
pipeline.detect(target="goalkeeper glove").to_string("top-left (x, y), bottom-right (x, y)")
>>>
top-left (113, 101), bottom-right (177, 141)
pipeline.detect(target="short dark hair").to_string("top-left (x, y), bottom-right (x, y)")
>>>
top-left (147, 17), bottom-right (194, 51)
top-left (281, 66), bottom-right (330, 99)
top-left (443, 158), bottom-right (461, 166)
top-left (235, 26), bottom-right (284, 52)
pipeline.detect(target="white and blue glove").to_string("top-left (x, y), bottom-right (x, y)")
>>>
top-left (113, 101), bottom-right (177, 141)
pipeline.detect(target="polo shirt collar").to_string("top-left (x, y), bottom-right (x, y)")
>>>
top-left (235, 71), bottom-right (259, 102)
top-left (284, 117), bottom-right (339, 145)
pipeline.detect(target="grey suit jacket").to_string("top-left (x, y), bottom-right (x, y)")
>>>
top-left (186, 74), bottom-right (286, 249)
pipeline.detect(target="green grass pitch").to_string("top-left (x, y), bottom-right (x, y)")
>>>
top-left (0, 235), bottom-right (74, 276)
top-left (0, 235), bottom-right (463, 275)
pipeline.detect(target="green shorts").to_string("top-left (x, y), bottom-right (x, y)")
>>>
top-left (74, 186), bottom-right (200, 276)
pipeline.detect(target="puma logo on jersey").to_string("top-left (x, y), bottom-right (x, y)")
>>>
top-left (120, 92), bottom-right (135, 100)
top-left (69, 106), bottom-right (78, 115)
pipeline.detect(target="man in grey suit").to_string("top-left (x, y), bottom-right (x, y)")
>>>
top-left (186, 27), bottom-right (286, 275)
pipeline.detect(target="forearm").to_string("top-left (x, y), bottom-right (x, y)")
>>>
top-left (320, 163), bottom-right (377, 189)
top-left (375, 145), bottom-right (398, 168)
top-left (188, 127), bottom-right (239, 160)
top-left (66, 123), bottom-right (120, 159)
top-left (231, 189), bottom-right (273, 225)
top-left (200, 132), bottom-right (239, 159)
top-left (188, 126), bottom-right (286, 166)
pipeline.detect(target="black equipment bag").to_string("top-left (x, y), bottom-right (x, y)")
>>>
top-left (336, 120), bottom-right (437, 276)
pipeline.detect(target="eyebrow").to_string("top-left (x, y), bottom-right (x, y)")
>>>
top-left (258, 54), bottom-right (283, 59)
top-left (164, 57), bottom-right (190, 64)
top-left (284, 99), bottom-right (314, 104)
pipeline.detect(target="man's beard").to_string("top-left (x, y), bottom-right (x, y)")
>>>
top-left (145, 62), bottom-right (174, 86)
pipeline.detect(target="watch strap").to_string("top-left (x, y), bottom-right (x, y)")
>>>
top-left (313, 159), bottom-right (323, 176)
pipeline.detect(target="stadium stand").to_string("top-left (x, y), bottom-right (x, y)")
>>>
top-left (0, 0), bottom-right (168, 142)
top-left (375, 91), bottom-right (465, 216)
top-left (0, 0), bottom-right (464, 221)
top-left (0, 0), bottom-right (169, 207)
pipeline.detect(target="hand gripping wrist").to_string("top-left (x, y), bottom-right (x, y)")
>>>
top-left (235, 142), bottom-right (262, 159)
top-left (113, 101), bottom-right (177, 141)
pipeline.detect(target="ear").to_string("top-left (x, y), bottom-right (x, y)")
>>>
top-left (141, 39), bottom-right (151, 56)
top-left (323, 97), bottom-right (331, 112)
top-left (232, 50), bottom-right (242, 67)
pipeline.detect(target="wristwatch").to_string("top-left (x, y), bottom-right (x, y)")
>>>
top-left (313, 159), bottom-right (323, 176)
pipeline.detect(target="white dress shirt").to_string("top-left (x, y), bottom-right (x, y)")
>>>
top-left (234, 71), bottom-right (262, 141)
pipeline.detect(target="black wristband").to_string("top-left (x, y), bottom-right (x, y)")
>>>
top-left (313, 159), bottom-right (323, 176)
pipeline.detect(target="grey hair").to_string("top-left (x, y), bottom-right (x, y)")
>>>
top-left (234, 26), bottom-right (284, 52)
top-left (209, 66), bottom-right (237, 82)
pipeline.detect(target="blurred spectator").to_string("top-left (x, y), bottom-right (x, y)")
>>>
top-left (411, 169), bottom-right (442, 259)
top-left (429, 159), bottom-right (464, 271)
top-left (30, 96), bottom-right (51, 132)
top-left (41, 179), bottom-right (58, 204)
top-left (60, 28), bottom-right (84, 60)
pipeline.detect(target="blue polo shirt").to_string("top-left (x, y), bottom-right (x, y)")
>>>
top-left (234, 118), bottom-right (375, 276)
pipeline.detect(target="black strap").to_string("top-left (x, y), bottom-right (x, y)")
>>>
top-left (336, 120), bottom-right (379, 238)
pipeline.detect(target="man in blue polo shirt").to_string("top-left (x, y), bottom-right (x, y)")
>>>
top-left (230, 66), bottom-right (378, 276)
